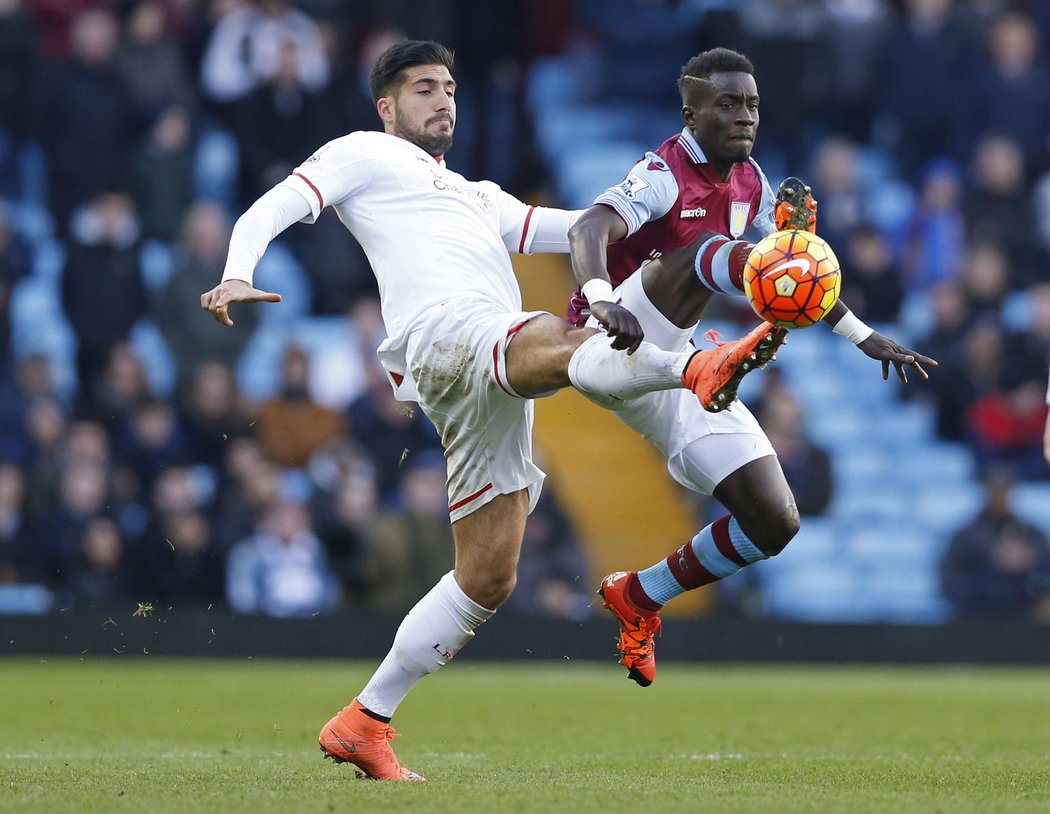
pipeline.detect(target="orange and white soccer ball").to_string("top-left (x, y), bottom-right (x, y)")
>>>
top-left (743, 230), bottom-right (842, 328)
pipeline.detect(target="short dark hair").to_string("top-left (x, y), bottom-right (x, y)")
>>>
top-left (677, 47), bottom-right (754, 102)
top-left (368, 40), bottom-right (455, 103)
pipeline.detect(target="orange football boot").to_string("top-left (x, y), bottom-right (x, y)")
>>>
top-left (598, 571), bottom-right (662, 687)
top-left (319, 699), bottom-right (426, 781)
top-left (682, 322), bottom-right (787, 412)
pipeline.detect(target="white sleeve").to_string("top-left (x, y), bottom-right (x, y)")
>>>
top-left (221, 184), bottom-right (312, 285)
top-left (482, 181), bottom-right (583, 254)
top-left (593, 152), bottom-right (680, 236)
top-left (1046, 366), bottom-right (1050, 404)
top-left (527, 207), bottom-right (584, 254)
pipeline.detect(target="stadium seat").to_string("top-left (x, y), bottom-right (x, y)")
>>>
top-left (1010, 482), bottom-right (1050, 536)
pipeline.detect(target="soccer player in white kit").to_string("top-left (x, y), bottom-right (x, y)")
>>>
top-left (201, 40), bottom-right (785, 781)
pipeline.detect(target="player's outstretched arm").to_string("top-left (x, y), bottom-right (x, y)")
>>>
top-left (568, 205), bottom-right (644, 354)
top-left (200, 184), bottom-right (311, 326)
top-left (201, 279), bottom-right (282, 327)
top-left (822, 299), bottom-right (937, 384)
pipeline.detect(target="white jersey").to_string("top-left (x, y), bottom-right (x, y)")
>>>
top-left (278, 131), bottom-right (575, 396)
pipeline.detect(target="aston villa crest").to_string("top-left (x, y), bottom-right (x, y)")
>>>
top-left (730, 201), bottom-right (751, 238)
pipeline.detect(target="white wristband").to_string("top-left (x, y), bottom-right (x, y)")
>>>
top-left (832, 309), bottom-right (874, 344)
top-left (581, 277), bottom-right (615, 305)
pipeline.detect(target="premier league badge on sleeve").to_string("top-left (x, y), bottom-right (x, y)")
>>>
top-left (619, 174), bottom-right (650, 200)
top-left (730, 201), bottom-right (751, 238)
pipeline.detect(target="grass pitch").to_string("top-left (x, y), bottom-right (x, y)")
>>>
top-left (1, 658), bottom-right (1049, 813)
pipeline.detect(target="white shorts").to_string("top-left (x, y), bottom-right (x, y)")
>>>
top-left (586, 271), bottom-right (776, 495)
top-left (406, 301), bottom-right (548, 523)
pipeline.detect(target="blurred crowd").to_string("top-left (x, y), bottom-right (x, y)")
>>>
top-left (0, 0), bottom-right (1047, 621)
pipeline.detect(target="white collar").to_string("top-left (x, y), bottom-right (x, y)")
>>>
top-left (679, 128), bottom-right (709, 164)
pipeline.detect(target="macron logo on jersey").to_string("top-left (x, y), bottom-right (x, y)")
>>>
top-left (680, 207), bottom-right (708, 219)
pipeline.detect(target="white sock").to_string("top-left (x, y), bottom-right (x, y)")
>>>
top-left (357, 571), bottom-right (495, 718)
top-left (568, 333), bottom-right (692, 404)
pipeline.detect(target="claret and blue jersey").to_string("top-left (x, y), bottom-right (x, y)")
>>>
top-left (567, 127), bottom-right (777, 325)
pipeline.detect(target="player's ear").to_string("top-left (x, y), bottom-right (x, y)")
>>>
top-left (376, 96), bottom-right (396, 126)
top-left (681, 105), bottom-right (696, 127)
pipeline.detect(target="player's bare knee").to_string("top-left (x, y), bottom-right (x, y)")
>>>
top-left (741, 503), bottom-right (800, 557)
top-left (470, 571), bottom-right (516, 610)
top-left (763, 504), bottom-right (801, 556)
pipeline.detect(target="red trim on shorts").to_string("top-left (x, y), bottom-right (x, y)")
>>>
top-left (493, 322), bottom-right (527, 397)
top-left (712, 515), bottom-right (749, 567)
top-left (667, 540), bottom-right (718, 589)
top-left (389, 371), bottom-right (404, 387)
top-left (449, 483), bottom-right (493, 513)
top-left (518, 206), bottom-right (535, 254)
top-left (293, 172), bottom-right (324, 210)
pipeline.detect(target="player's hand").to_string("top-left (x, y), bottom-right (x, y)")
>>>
top-left (589, 300), bottom-right (644, 355)
top-left (857, 330), bottom-right (938, 384)
top-left (200, 279), bottom-right (282, 327)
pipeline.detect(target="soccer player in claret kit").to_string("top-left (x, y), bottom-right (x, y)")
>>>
top-left (566, 48), bottom-right (938, 687)
top-left (201, 41), bottom-right (786, 781)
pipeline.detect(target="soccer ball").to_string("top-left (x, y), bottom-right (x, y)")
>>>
top-left (743, 230), bottom-right (842, 328)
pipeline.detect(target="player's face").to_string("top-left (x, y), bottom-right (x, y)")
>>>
top-left (684, 72), bottom-right (760, 172)
top-left (385, 64), bottom-right (456, 157)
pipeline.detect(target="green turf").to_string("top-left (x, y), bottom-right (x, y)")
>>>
top-left (1, 658), bottom-right (1048, 813)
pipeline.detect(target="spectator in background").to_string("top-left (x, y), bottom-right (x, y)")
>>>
top-left (901, 158), bottom-right (966, 290)
top-left (39, 459), bottom-right (111, 588)
top-left (87, 343), bottom-right (153, 437)
top-left (255, 344), bottom-right (347, 469)
top-left (135, 465), bottom-right (223, 604)
top-left (927, 319), bottom-right (1004, 442)
top-left (965, 135), bottom-right (1042, 286)
top-left (820, 0), bottom-right (889, 142)
top-left (0, 0), bottom-right (39, 199)
top-left (967, 373), bottom-right (1049, 482)
top-left (127, 104), bottom-right (195, 242)
top-left (199, 0), bottom-right (329, 111)
top-left (505, 483), bottom-right (591, 621)
top-left (940, 469), bottom-right (1050, 622)
top-left (66, 515), bottom-right (132, 605)
top-left (226, 497), bottom-right (339, 618)
top-left (839, 224), bottom-right (903, 324)
top-left (179, 359), bottom-right (250, 469)
top-left (875, 0), bottom-right (972, 174)
top-left (32, 7), bottom-right (138, 232)
top-left (365, 450), bottom-right (454, 612)
top-left (809, 137), bottom-right (876, 251)
top-left (209, 436), bottom-right (280, 554)
top-left (21, 395), bottom-right (68, 522)
top-left (0, 462), bottom-right (36, 583)
top-left (966, 12), bottom-right (1050, 173)
top-left (309, 441), bottom-right (378, 601)
top-left (154, 202), bottom-right (258, 392)
top-left (756, 373), bottom-right (832, 517)
top-left (114, 0), bottom-right (197, 124)
top-left (959, 240), bottom-right (1009, 321)
top-left (348, 362), bottom-right (443, 500)
top-left (59, 192), bottom-right (146, 413)
top-left (0, 204), bottom-right (32, 384)
top-left (113, 397), bottom-right (186, 495)
top-left (233, 38), bottom-right (326, 200)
